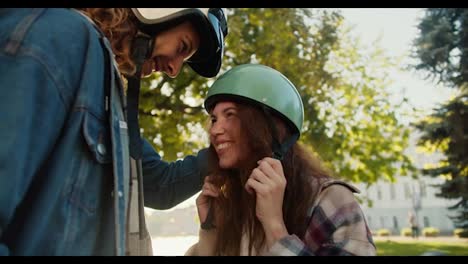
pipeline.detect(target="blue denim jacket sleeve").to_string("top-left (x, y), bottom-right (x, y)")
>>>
top-left (0, 59), bottom-right (65, 256)
top-left (0, 26), bottom-right (68, 256)
top-left (0, 8), bottom-right (121, 255)
top-left (142, 138), bottom-right (210, 209)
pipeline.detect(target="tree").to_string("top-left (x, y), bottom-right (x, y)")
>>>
top-left (138, 8), bottom-right (414, 186)
top-left (413, 9), bottom-right (468, 90)
top-left (413, 8), bottom-right (468, 232)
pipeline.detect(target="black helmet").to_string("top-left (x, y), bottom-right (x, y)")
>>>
top-left (131, 8), bottom-right (228, 77)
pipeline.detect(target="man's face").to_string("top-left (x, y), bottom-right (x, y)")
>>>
top-left (141, 21), bottom-right (200, 78)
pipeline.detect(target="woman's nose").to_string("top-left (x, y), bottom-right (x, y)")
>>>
top-left (210, 121), bottom-right (225, 136)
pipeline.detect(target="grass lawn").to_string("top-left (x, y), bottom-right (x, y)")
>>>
top-left (376, 240), bottom-right (468, 256)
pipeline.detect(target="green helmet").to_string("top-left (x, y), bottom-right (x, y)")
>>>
top-left (205, 64), bottom-right (304, 136)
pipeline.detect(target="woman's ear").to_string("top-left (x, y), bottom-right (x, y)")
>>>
top-left (273, 116), bottom-right (290, 142)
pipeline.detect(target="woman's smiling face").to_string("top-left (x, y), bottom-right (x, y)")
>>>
top-left (209, 101), bottom-right (251, 169)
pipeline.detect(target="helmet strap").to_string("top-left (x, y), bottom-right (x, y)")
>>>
top-left (126, 75), bottom-right (142, 159)
top-left (126, 32), bottom-right (153, 159)
top-left (131, 31), bottom-right (154, 74)
top-left (261, 106), bottom-right (299, 160)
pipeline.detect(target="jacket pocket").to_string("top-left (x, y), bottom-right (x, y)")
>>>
top-left (82, 111), bottom-right (112, 164)
top-left (66, 111), bottom-right (112, 216)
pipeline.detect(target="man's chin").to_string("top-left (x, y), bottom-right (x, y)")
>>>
top-left (141, 72), bottom-right (153, 78)
top-left (140, 62), bottom-right (154, 77)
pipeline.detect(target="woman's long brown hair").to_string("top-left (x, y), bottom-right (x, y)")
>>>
top-left (207, 100), bottom-right (331, 255)
top-left (75, 8), bottom-right (138, 75)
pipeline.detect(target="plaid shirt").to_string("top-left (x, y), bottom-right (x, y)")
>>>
top-left (186, 180), bottom-right (376, 256)
top-left (265, 180), bottom-right (376, 256)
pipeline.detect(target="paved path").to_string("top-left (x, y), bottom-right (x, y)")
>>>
top-left (150, 235), bottom-right (467, 255)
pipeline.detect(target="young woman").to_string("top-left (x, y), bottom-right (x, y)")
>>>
top-left (186, 64), bottom-right (376, 256)
top-left (0, 8), bottom-right (227, 255)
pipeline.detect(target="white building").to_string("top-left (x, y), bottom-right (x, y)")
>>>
top-left (357, 176), bottom-right (457, 235)
top-left (356, 133), bottom-right (458, 235)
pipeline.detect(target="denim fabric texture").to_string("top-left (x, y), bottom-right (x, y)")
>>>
top-left (0, 8), bottom-right (207, 255)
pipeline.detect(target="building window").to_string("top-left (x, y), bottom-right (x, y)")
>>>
top-left (419, 180), bottom-right (427, 197)
top-left (390, 184), bottom-right (396, 200)
top-left (380, 216), bottom-right (385, 228)
top-left (404, 182), bottom-right (412, 199)
top-left (423, 216), bottom-right (430, 227)
top-left (377, 185), bottom-right (382, 200)
top-left (393, 216), bottom-right (399, 230)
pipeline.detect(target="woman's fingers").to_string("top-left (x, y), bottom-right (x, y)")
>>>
top-left (197, 182), bottom-right (219, 205)
top-left (245, 176), bottom-right (267, 195)
top-left (245, 160), bottom-right (277, 195)
top-left (204, 182), bottom-right (220, 195)
top-left (257, 158), bottom-right (286, 188)
top-left (263, 157), bottom-right (284, 176)
top-left (201, 186), bottom-right (219, 198)
top-left (256, 159), bottom-right (278, 180)
top-left (250, 167), bottom-right (273, 185)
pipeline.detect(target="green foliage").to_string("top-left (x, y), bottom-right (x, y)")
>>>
top-left (413, 8), bottom-right (468, 230)
top-left (413, 9), bottom-right (468, 90)
top-left (415, 95), bottom-right (468, 230)
top-left (422, 227), bottom-right (440, 237)
top-left (401, 227), bottom-right (412, 237)
top-left (453, 228), bottom-right (468, 238)
top-left (138, 8), bottom-right (414, 185)
top-left (377, 228), bottom-right (391, 236)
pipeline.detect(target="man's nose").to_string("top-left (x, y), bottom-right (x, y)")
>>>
top-left (165, 55), bottom-right (185, 78)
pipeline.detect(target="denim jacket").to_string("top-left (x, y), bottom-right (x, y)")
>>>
top-left (0, 8), bottom-right (207, 255)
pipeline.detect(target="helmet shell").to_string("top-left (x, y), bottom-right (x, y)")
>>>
top-left (205, 64), bottom-right (304, 135)
top-left (131, 8), bottom-right (228, 77)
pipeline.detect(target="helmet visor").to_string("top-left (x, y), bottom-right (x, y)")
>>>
top-left (187, 8), bottom-right (227, 77)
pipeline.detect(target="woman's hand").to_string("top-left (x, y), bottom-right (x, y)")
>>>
top-left (245, 157), bottom-right (289, 248)
top-left (187, 175), bottom-right (219, 255)
top-left (196, 175), bottom-right (219, 225)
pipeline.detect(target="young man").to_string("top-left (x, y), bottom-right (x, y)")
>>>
top-left (0, 8), bottom-right (228, 255)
